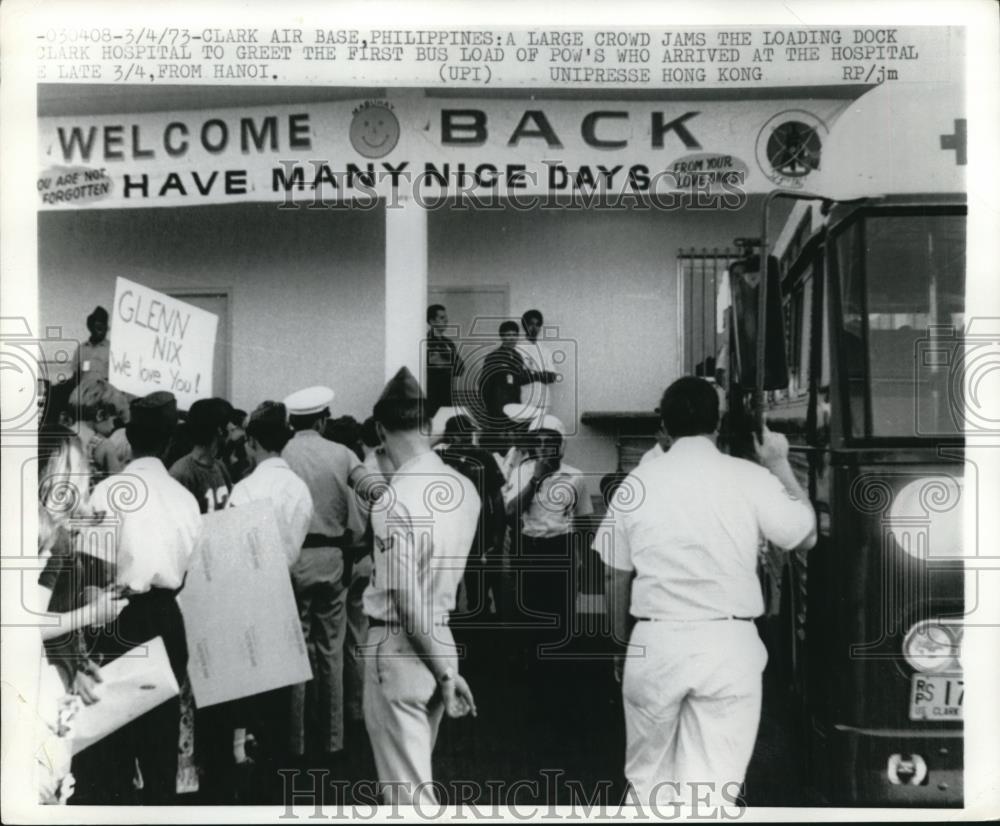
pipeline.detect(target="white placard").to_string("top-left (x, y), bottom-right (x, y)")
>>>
top-left (108, 276), bottom-right (218, 409)
top-left (178, 504), bottom-right (311, 708)
top-left (71, 636), bottom-right (180, 755)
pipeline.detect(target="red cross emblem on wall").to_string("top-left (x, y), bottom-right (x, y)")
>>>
top-left (939, 119), bottom-right (967, 166)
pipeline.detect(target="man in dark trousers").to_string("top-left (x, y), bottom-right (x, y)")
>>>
top-left (425, 304), bottom-right (466, 415)
top-left (477, 321), bottom-right (532, 447)
top-left (74, 391), bottom-right (202, 805)
top-left (436, 415), bottom-right (507, 621)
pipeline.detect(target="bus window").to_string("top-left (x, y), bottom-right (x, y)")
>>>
top-left (836, 220), bottom-right (868, 435)
top-left (794, 275), bottom-right (813, 398)
top-left (836, 212), bottom-right (965, 438)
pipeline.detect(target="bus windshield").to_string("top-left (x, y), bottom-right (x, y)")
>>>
top-left (837, 211), bottom-right (966, 438)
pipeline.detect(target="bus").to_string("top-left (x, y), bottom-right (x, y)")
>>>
top-left (720, 82), bottom-right (966, 805)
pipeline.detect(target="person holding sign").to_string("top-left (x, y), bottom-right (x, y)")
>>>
top-left (168, 397), bottom-right (240, 800)
top-left (281, 385), bottom-right (367, 763)
top-left (362, 367), bottom-right (481, 805)
top-left (226, 400), bottom-right (314, 798)
top-left (75, 391), bottom-right (202, 805)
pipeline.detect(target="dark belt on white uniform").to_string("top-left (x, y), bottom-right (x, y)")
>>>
top-left (634, 615), bottom-right (755, 622)
top-left (369, 617), bottom-right (451, 629)
top-left (302, 533), bottom-right (349, 549)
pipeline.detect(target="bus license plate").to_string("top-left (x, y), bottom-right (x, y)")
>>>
top-left (910, 675), bottom-right (963, 721)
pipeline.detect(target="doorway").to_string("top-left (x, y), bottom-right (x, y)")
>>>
top-left (427, 285), bottom-right (509, 405)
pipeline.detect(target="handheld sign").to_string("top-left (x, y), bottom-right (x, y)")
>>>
top-left (178, 505), bottom-right (312, 708)
top-left (71, 636), bottom-right (179, 755)
top-left (108, 277), bottom-right (217, 409)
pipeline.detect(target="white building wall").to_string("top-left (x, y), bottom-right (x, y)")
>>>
top-left (40, 198), bottom-right (764, 488)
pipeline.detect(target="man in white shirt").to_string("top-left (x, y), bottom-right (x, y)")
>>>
top-left (638, 419), bottom-right (672, 466)
top-left (227, 400), bottom-right (314, 790)
top-left (362, 367), bottom-right (480, 805)
top-left (76, 390), bottom-right (202, 805)
top-left (229, 401), bottom-right (313, 568)
top-left (503, 424), bottom-right (593, 773)
top-left (516, 308), bottom-right (559, 416)
top-left (596, 377), bottom-right (816, 806)
top-left (504, 427), bottom-right (593, 627)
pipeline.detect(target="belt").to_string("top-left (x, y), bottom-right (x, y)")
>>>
top-left (634, 615), bottom-right (755, 622)
top-left (302, 533), bottom-right (348, 549)
top-left (369, 617), bottom-right (451, 629)
top-left (121, 583), bottom-right (184, 600)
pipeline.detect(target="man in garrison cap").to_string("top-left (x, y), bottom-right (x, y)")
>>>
top-left (281, 385), bottom-right (369, 762)
top-left (74, 391), bottom-right (202, 804)
top-left (361, 367), bottom-right (481, 805)
top-left (71, 305), bottom-right (112, 392)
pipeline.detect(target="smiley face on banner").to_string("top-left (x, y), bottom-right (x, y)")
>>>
top-left (349, 101), bottom-right (401, 159)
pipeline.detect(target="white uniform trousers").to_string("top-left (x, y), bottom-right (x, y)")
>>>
top-left (362, 625), bottom-right (446, 805)
top-left (622, 618), bottom-right (768, 805)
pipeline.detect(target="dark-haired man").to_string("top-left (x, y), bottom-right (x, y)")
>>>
top-left (169, 397), bottom-right (234, 514)
top-left (517, 308), bottom-right (559, 415)
top-left (596, 376), bottom-right (817, 806)
top-left (230, 401), bottom-right (314, 567)
top-left (437, 415), bottom-right (507, 620)
top-left (76, 391), bottom-right (202, 804)
top-left (478, 321), bottom-right (531, 428)
top-left (425, 304), bottom-right (465, 415)
top-left (504, 426), bottom-right (592, 628)
top-left (222, 407), bottom-right (250, 483)
top-left (228, 401), bottom-right (314, 794)
top-left (362, 367), bottom-right (480, 804)
top-left (168, 397), bottom-right (239, 799)
top-left (281, 385), bottom-right (366, 762)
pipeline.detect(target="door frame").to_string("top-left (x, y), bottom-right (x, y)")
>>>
top-left (426, 284), bottom-right (510, 338)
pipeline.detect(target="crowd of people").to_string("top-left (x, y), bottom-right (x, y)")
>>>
top-left (32, 301), bottom-right (816, 809)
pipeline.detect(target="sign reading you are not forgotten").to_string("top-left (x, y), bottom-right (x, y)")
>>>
top-left (109, 277), bottom-right (218, 409)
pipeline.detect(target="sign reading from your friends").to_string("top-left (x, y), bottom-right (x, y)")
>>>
top-left (109, 277), bottom-right (218, 409)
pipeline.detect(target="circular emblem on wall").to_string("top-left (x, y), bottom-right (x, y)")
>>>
top-left (755, 110), bottom-right (827, 189)
top-left (349, 101), bottom-right (400, 159)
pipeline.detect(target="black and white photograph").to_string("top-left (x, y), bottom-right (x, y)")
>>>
top-left (1, 0), bottom-right (998, 821)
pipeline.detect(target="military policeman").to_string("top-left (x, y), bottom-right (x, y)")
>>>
top-left (282, 385), bottom-right (367, 762)
top-left (596, 377), bottom-right (816, 805)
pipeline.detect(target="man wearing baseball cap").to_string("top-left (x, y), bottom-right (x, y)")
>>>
top-left (281, 385), bottom-right (367, 764)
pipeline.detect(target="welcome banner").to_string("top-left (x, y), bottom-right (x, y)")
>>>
top-left (38, 95), bottom-right (863, 208)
